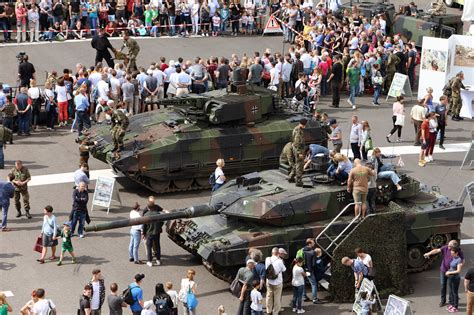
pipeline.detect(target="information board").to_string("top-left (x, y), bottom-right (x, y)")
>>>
top-left (384, 295), bottom-right (413, 315)
top-left (387, 73), bottom-right (412, 99)
top-left (352, 279), bottom-right (380, 314)
top-left (460, 132), bottom-right (474, 170)
top-left (91, 176), bottom-right (121, 213)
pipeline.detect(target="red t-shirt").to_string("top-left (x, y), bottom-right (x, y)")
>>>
top-left (420, 120), bottom-right (430, 140)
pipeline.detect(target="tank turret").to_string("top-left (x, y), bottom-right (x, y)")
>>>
top-left (89, 85), bottom-right (328, 193)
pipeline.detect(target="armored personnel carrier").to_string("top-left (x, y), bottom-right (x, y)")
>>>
top-left (89, 85), bottom-right (328, 193)
top-left (86, 169), bottom-right (465, 281)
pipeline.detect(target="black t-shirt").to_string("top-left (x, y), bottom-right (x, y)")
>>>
top-left (395, 51), bottom-right (406, 74)
top-left (70, 0), bottom-right (80, 13)
top-left (79, 296), bottom-right (91, 315)
top-left (217, 64), bottom-right (230, 83)
top-left (465, 268), bottom-right (474, 292)
top-left (270, 3), bottom-right (280, 14)
top-left (331, 62), bottom-right (343, 82)
top-left (18, 62), bottom-right (36, 83)
top-left (0, 6), bottom-right (6, 22)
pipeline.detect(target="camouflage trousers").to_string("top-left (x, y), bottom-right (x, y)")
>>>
top-left (385, 71), bottom-right (395, 91)
top-left (14, 189), bottom-right (30, 213)
top-left (112, 127), bottom-right (125, 150)
top-left (450, 96), bottom-right (461, 116)
top-left (127, 57), bottom-right (137, 73)
top-left (294, 153), bottom-right (304, 184)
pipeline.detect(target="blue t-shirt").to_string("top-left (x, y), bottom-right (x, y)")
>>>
top-left (449, 256), bottom-right (462, 272)
top-left (253, 262), bottom-right (266, 282)
top-left (129, 283), bottom-right (143, 312)
top-left (352, 259), bottom-right (368, 276)
top-left (309, 144), bottom-right (329, 159)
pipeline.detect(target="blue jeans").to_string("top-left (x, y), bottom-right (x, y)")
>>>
top-left (251, 310), bottom-right (263, 315)
top-left (89, 17), bottom-right (98, 36)
top-left (303, 68), bottom-right (312, 76)
top-left (169, 16), bottom-right (176, 35)
top-left (448, 275), bottom-right (460, 308)
top-left (440, 271), bottom-right (448, 304)
top-left (0, 144), bottom-right (4, 168)
top-left (71, 210), bottom-right (86, 235)
top-left (335, 170), bottom-right (349, 181)
top-left (292, 285), bottom-right (304, 309)
top-left (129, 229), bottom-right (141, 262)
top-left (378, 171), bottom-right (400, 185)
top-left (18, 111), bottom-right (31, 134)
top-left (0, 20), bottom-right (9, 41)
top-left (380, 164), bottom-right (394, 172)
top-left (349, 84), bottom-right (357, 105)
top-left (221, 20), bottom-right (227, 32)
top-left (212, 183), bottom-right (223, 192)
top-left (76, 111), bottom-right (91, 136)
top-left (1, 202), bottom-right (9, 229)
top-left (327, 163), bottom-right (337, 177)
top-left (306, 273), bottom-right (318, 300)
top-left (373, 85), bottom-right (381, 104)
top-left (69, 14), bottom-right (80, 29)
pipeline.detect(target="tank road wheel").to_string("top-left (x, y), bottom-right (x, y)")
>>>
top-left (444, 0), bottom-right (454, 7)
top-left (430, 234), bottom-right (450, 249)
top-left (173, 179), bottom-right (194, 190)
top-left (407, 245), bottom-right (427, 269)
top-left (149, 179), bottom-right (170, 192)
top-left (195, 177), bottom-right (211, 188)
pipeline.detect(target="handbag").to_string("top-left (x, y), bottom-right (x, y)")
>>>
top-left (395, 114), bottom-right (405, 127)
top-left (365, 137), bottom-right (373, 151)
top-left (229, 275), bottom-right (243, 298)
top-left (34, 236), bottom-right (43, 253)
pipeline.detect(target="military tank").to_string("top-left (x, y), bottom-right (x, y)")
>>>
top-left (86, 169), bottom-right (465, 282)
top-left (89, 85), bottom-right (327, 193)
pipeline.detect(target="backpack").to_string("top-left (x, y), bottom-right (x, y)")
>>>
top-left (154, 296), bottom-right (170, 315)
top-left (208, 173), bottom-right (216, 185)
top-left (442, 78), bottom-right (454, 97)
top-left (265, 259), bottom-right (279, 280)
top-left (122, 286), bottom-right (136, 305)
top-left (295, 248), bottom-right (305, 263)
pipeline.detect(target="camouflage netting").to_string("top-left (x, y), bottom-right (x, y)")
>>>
top-left (329, 210), bottom-right (409, 302)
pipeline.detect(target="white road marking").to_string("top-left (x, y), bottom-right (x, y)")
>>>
top-left (28, 142), bottom-right (470, 187)
top-left (461, 239), bottom-right (474, 245)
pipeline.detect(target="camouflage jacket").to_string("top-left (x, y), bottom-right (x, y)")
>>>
top-left (292, 125), bottom-right (305, 152)
top-left (11, 166), bottom-right (31, 191)
top-left (279, 142), bottom-right (294, 164)
top-left (451, 78), bottom-right (465, 97)
top-left (111, 110), bottom-right (129, 129)
top-left (0, 126), bottom-right (13, 143)
top-left (387, 53), bottom-right (400, 72)
top-left (123, 38), bottom-right (140, 59)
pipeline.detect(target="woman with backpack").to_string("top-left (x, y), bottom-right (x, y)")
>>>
top-left (153, 283), bottom-right (174, 315)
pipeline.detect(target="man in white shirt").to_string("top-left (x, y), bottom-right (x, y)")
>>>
top-left (31, 288), bottom-right (56, 315)
top-left (350, 115), bottom-right (362, 160)
top-left (97, 74), bottom-right (110, 102)
top-left (300, 49), bottom-right (312, 76)
top-left (109, 70), bottom-right (121, 102)
top-left (265, 247), bottom-right (286, 315)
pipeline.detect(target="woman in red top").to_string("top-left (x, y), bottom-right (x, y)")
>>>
top-left (418, 112), bottom-right (434, 167)
top-left (15, 2), bottom-right (27, 43)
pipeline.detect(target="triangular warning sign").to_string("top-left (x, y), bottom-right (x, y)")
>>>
top-left (263, 15), bottom-right (283, 35)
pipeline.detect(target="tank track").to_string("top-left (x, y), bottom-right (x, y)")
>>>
top-left (130, 176), bottom-right (211, 194)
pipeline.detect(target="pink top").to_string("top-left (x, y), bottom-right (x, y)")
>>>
top-left (16, 7), bottom-right (27, 24)
top-left (392, 102), bottom-right (405, 115)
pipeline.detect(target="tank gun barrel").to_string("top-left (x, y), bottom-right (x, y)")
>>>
top-left (85, 204), bottom-right (218, 232)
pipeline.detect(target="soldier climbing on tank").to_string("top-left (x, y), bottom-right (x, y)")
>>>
top-left (121, 31), bottom-right (140, 72)
top-left (78, 135), bottom-right (95, 167)
top-left (450, 72), bottom-right (468, 121)
top-left (279, 142), bottom-right (295, 183)
top-left (427, 0), bottom-right (446, 16)
top-left (104, 105), bottom-right (129, 154)
top-left (292, 118), bottom-right (307, 187)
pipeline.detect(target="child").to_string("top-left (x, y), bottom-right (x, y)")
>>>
top-left (241, 12), bottom-right (248, 35)
top-left (212, 12), bottom-right (221, 37)
top-left (165, 282), bottom-right (178, 315)
top-left (247, 13), bottom-right (254, 35)
top-left (0, 292), bottom-right (13, 314)
top-left (359, 291), bottom-right (376, 315)
top-left (57, 221), bottom-right (77, 266)
top-left (220, 4), bottom-right (229, 33)
top-left (250, 280), bottom-right (263, 315)
top-left (291, 257), bottom-right (307, 314)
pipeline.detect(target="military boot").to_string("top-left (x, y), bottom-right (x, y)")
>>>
top-left (25, 210), bottom-right (32, 219)
top-left (16, 211), bottom-right (22, 218)
top-left (295, 181), bottom-right (304, 187)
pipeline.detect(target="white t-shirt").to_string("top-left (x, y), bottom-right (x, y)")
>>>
top-left (32, 299), bottom-right (56, 315)
top-left (292, 265), bottom-right (305, 287)
top-left (265, 256), bottom-right (286, 286)
top-left (89, 72), bottom-right (102, 87)
top-left (91, 281), bottom-right (100, 310)
top-left (130, 209), bottom-right (143, 231)
top-left (250, 289), bottom-right (263, 311)
top-left (55, 85), bottom-right (68, 103)
top-left (28, 86), bottom-right (41, 100)
top-left (179, 278), bottom-right (196, 302)
top-left (44, 88), bottom-right (54, 102)
top-left (110, 77), bottom-right (121, 96)
top-left (152, 69), bottom-right (165, 86)
top-left (166, 289), bottom-right (178, 308)
top-left (301, 53), bottom-right (312, 69)
top-left (214, 167), bottom-right (224, 184)
top-left (97, 80), bottom-right (110, 101)
top-left (357, 254), bottom-right (372, 268)
top-left (270, 67), bottom-right (280, 86)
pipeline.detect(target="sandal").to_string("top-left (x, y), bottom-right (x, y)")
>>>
top-left (37, 259), bottom-right (45, 264)
top-left (49, 256), bottom-right (57, 260)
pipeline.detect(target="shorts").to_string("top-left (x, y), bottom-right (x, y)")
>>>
top-left (145, 95), bottom-right (158, 104)
top-left (62, 242), bottom-right (74, 252)
top-left (353, 190), bottom-right (367, 204)
top-left (42, 234), bottom-right (58, 247)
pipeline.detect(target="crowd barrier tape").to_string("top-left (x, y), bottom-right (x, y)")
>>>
top-left (0, 12), bottom-right (269, 33)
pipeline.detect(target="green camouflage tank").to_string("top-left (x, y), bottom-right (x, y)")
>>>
top-left (89, 85), bottom-right (328, 193)
top-left (86, 169), bottom-right (465, 281)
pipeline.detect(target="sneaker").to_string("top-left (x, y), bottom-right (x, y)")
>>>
top-left (129, 258), bottom-right (134, 262)
top-left (72, 258), bottom-right (77, 264)
top-left (146, 261), bottom-right (153, 267)
top-left (292, 308), bottom-right (297, 312)
top-left (79, 234), bottom-right (84, 238)
top-left (446, 305), bottom-right (453, 311)
top-left (396, 138), bottom-right (402, 142)
top-left (313, 298), bottom-right (323, 304)
top-left (155, 260), bottom-right (161, 266)
top-left (418, 161), bottom-right (426, 167)
top-left (439, 144), bottom-right (446, 150)
top-left (297, 310), bottom-right (305, 314)
top-left (425, 156), bottom-right (431, 163)
top-left (352, 105), bottom-right (357, 110)
top-left (429, 156), bottom-right (434, 162)
top-left (386, 135), bottom-right (391, 143)
top-left (57, 261), bottom-right (62, 266)
top-left (449, 307), bottom-right (458, 313)
top-left (347, 98), bottom-right (353, 106)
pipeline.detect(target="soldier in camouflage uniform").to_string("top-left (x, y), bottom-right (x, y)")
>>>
top-left (78, 135), bottom-right (95, 166)
top-left (105, 105), bottom-right (129, 152)
top-left (11, 160), bottom-right (31, 218)
top-left (122, 31), bottom-right (140, 72)
top-left (450, 72), bottom-right (466, 121)
top-left (0, 125), bottom-right (12, 169)
top-left (292, 119), bottom-right (307, 187)
top-left (279, 142), bottom-right (295, 183)
top-left (385, 49), bottom-right (400, 93)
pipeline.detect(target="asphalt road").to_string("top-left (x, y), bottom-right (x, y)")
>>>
top-left (0, 22), bottom-right (473, 315)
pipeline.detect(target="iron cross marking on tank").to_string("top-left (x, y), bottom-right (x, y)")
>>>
top-left (251, 105), bottom-right (259, 115)
top-left (337, 191), bottom-right (346, 203)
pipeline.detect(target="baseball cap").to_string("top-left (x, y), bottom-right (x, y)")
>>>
top-left (63, 221), bottom-right (71, 227)
top-left (330, 119), bottom-right (337, 125)
top-left (246, 259), bottom-right (256, 265)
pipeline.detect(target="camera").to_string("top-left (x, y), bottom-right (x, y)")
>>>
top-left (16, 52), bottom-right (27, 62)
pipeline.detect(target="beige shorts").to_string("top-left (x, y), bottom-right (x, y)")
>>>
top-left (353, 190), bottom-right (367, 204)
